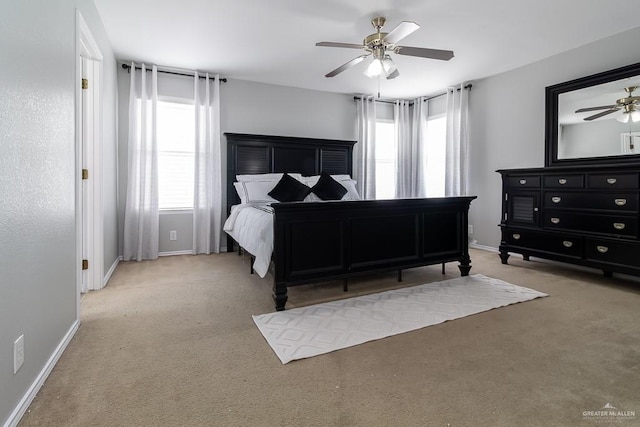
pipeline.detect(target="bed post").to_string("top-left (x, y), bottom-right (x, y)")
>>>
top-left (273, 282), bottom-right (288, 311)
top-left (458, 205), bottom-right (472, 276)
top-left (458, 255), bottom-right (472, 276)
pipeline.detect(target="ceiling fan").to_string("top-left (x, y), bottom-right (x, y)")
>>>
top-left (575, 86), bottom-right (640, 123)
top-left (316, 17), bottom-right (454, 80)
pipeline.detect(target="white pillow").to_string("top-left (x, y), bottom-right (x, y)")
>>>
top-left (236, 180), bottom-right (278, 203)
top-left (236, 173), bottom-right (303, 182)
top-left (233, 182), bottom-right (248, 204)
top-left (302, 175), bottom-right (361, 201)
top-left (340, 179), bottom-right (361, 201)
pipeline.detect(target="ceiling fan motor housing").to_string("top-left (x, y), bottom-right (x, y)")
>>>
top-left (364, 32), bottom-right (388, 48)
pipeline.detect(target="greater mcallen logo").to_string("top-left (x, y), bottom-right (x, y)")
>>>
top-left (583, 403), bottom-right (636, 423)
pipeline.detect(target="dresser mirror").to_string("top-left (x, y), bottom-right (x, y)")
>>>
top-left (545, 62), bottom-right (640, 166)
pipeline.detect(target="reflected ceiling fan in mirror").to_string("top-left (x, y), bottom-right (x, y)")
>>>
top-left (575, 86), bottom-right (640, 123)
top-left (316, 17), bottom-right (454, 80)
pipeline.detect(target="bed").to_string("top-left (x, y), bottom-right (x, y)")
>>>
top-left (224, 133), bottom-right (476, 311)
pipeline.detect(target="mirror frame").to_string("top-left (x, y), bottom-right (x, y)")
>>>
top-left (545, 61), bottom-right (640, 167)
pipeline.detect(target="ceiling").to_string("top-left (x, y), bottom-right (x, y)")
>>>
top-left (94, 0), bottom-right (640, 99)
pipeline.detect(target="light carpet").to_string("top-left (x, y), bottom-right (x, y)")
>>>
top-left (253, 274), bottom-right (548, 364)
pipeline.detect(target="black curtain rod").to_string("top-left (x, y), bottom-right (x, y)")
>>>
top-left (354, 84), bottom-right (472, 104)
top-left (121, 63), bottom-right (227, 82)
top-left (423, 84), bottom-right (473, 102)
top-left (353, 96), bottom-right (412, 105)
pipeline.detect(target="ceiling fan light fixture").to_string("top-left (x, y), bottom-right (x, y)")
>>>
top-left (617, 104), bottom-right (640, 123)
top-left (364, 58), bottom-right (385, 78)
top-left (382, 55), bottom-right (397, 74)
top-left (617, 112), bottom-right (631, 123)
top-left (364, 55), bottom-right (397, 79)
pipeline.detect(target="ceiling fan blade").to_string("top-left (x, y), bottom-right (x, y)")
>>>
top-left (316, 41), bottom-right (365, 49)
top-left (386, 69), bottom-right (400, 80)
top-left (395, 46), bottom-right (454, 61)
top-left (325, 54), bottom-right (369, 78)
top-left (583, 108), bottom-right (619, 121)
top-left (383, 21), bottom-right (419, 45)
top-left (575, 105), bottom-right (618, 113)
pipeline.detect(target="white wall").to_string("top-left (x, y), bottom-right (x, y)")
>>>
top-left (468, 26), bottom-right (640, 249)
top-left (117, 74), bottom-right (356, 253)
top-left (0, 1), bottom-right (118, 425)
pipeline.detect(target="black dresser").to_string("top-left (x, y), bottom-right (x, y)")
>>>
top-left (497, 165), bottom-right (640, 277)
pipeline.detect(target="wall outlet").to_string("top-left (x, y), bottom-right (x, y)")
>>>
top-left (468, 225), bottom-right (474, 234)
top-left (169, 230), bottom-right (177, 241)
top-left (14, 334), bottom-right (24, 374)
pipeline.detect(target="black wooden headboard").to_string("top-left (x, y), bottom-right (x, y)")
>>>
top-left (225, 133), bottom-right (356, 211)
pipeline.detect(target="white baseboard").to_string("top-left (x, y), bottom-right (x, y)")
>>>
top-left (3, 320), bottom-right (80, 427)
top-left (158, 249), bottom-right (228, 257)
top-left (102, 257), bottom-right (120, 287)
top-left (470, 242), bottom-right (499, 252)
top-left (159, 250), bottom-right (193, 257)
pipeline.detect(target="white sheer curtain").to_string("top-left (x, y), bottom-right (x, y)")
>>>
top-left (445, 84), bottom-right (470, 196)
top-left (193, 72), bottom-right (222, 254)
top-left (355, 96), bottom-right (377, 199)
top-left (395, 98), bottom-right (428, 198)
top-left (123, 63), bottom-right (159, 261)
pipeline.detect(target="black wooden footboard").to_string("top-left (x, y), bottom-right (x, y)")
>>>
top-left (271, 196), bottom-right (476, 310)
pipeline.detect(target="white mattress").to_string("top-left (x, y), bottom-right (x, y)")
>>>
top-left (223, 204), bottom-right (273, 278)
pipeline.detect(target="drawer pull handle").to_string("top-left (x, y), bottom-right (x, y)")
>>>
top-left (607, 178), bottom-right (617, 185)
top-left (558, 178), bottom-right (567, 185)
top-left (519, 179), bottom-right (527, 185)
top-left (562, 241), bottom-right (573, 248)
top-left (550, 217), bottom-right (560, 224)
top-left (614, 199), bottom-right (627, 206)
top-left (551, 197), bottom-right (561, 203)
top-left (512, 233), bottom-right (521, 240)
top-left (597, 246), bottom-right (609, 253)
top-left (613, 222), bottom-right (626, 230)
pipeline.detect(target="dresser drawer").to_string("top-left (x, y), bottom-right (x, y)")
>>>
top-left (507, 176), bottom-right (540, 188)
top-left (543, 174), bottom-right (584, 189)
top-left (585, 239), bottom-right (640, 268)
top-left (587, 173), bottom-right (639, 189)
top-left (543, 192), bottom-right (639, 212)
top-left (543, 212), bottom-right (638, 237)
top-left (505, 229), bottom-right (582, 257)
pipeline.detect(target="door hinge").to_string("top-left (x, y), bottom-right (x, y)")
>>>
top-left (82, 169), bottom-right (89, 180)
top-left (82, 259), bottom-right (88, 270)
top-left (82, 78), bottom-right (88, 90)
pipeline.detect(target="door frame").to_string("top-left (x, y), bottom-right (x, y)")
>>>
top-left (75, 11), bottom-right (104, 313)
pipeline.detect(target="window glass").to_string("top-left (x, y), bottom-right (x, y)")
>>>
top-left (137, 99), bottom-right (195, 209)
top-left (158, 100), bottom-right (195, 209)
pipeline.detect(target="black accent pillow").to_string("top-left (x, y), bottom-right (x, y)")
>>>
top-left (311, 171), bottom-right (348, 200)
top-left (268, 173), bottom-right (312, 202)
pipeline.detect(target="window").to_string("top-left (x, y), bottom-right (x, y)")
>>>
top-left (425, 115), bottom-right (446, 197)
top-left (375, 115), bottom-right (447, 199)
top-left (137, 99), bottom-right (196, 209)
top-left (157, 100), bottom-right (196, 210)
top-left (375, 120), bottom-right (396, 199)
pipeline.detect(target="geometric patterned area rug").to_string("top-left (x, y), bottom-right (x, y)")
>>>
top-left (253, 274), bottom-right (548, 364)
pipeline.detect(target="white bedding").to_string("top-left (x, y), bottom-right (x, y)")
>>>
top-left (223, 204), bottom-right (274, 278)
